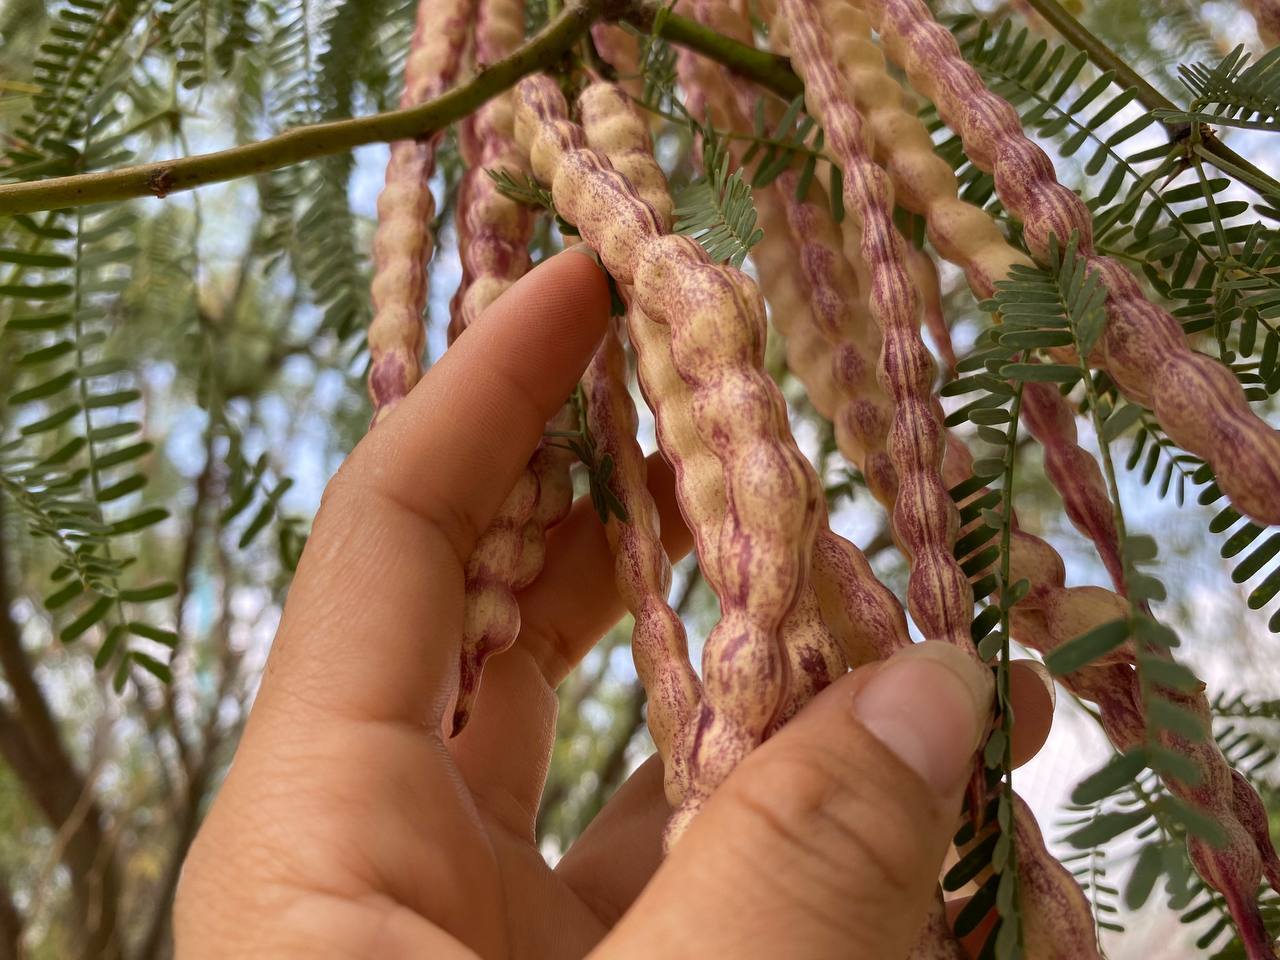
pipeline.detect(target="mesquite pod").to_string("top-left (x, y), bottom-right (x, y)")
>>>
top-left (517, 75), bottom-right (820, 820)
top-left (782, 0), bottom-right (975, 658)
top-left (449, 0), bottom-right (569, 738)
top-left (1019, 381), bottom-right (1126, 592)
top-left (573, 80), bottom-right (880, 814)
top-left (1068, 665), bottom-right (1278, 960)
top-left (367, 0), bottom-right (473, 422)
top-left (669, 45), bottom-right (905, 679)
top-left (1011, 794), bottom-right (1104, 959)
top-left (850, 0), bottom-right (1280, 526)
top-left (815, 0), bottom-right (1030, 302)
top-left (908, 244), bottom-right (957, 375)
top-left (583, 320), bottom-right (702, 804)
top-left (449, 0), bottom-right (533, 338)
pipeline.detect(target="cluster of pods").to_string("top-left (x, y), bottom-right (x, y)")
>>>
top-left (365, 0), bottom-right (1280, 955)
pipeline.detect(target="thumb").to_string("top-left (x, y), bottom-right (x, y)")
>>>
top-left (596, 641), bottom-right (994, 960)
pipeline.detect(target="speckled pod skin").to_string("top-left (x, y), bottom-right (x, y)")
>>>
top-left (671, 41), bottom-right (905, 678)
top-left (367, 0), bottom-right (472, 422)
top-left (560, 78), bottom-right (849, 826)
top-left (907, 244), bottom-right (957, 375)
top-left (1246, 0), bottom-right (1280, 46)
top-left (816, 0), bottom-right (1030, 303)
top-left (1012, 794), bottom-right (1104, 959)
top-left (853, 0), bottom-right (1280, 526)
top-left (447, 0), bottom-right (544, 738)
top-left (1068, 664), bottom-right (1278, 960)
top-left (782, 0), bottom-right (975, 660)
top-left (583, 319), bottom-right (702, 804)
top-left (450, 0), bottom-right (532, 340)
top-left (1019, 381), bottom-right (1125, 591)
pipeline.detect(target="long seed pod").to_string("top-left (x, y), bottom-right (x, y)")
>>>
top-left (908, 244), bottom-right (957, 375)
top-left (582, 320), bottom-right (702, 804)
top-left (448, 0), bottom-right (570, 738)
top-left (1064, 663), bottom-right (1278, 960)
top-left (782, 0), bottom-right (975, 659)
top-left (849, 0), bottom-right (1280, 526)
top-left (367, 0), bottom-right (473, 423)
top-left (1019, 381), bottom-right (1125, 591)
top-left (557, 78), bottom-right (850, 831)
top-left (590, 23), bottom-right (645, 100)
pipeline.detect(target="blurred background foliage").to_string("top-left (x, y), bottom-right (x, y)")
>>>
top-left (0, 0), bottom-right (1278, 957)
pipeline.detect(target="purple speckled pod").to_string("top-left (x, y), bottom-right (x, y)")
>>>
top-left (583, 318), bottom-right (702, 804)
top-left (1019, 380), bottom-right (1125, 592)
top-left (560, 78), bottom-right (857, 834)
top-left (449, 0), bottom-right (533, 341)
top-left (853, 0), bottom-right (1280, 526)
top-left (1068, 664), bottom-right (1278, 960)
top-left (783, 0), bottom-right (976, 660)
top-left (367, 0), bottom-right (473, 423)
top-left (448, 0), bottom-right (569, 739)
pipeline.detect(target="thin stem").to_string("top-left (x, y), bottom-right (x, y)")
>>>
top-left (0, 0), bottom-right (604, 214)
top-left (624, 3), bottom-right (802, 99)
top-left (0, 3), bottom-right (802, 215)
top-left (1023, 0), bottom-right (1280, 201)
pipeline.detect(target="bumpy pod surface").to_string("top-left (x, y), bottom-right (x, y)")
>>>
top-left (367, 0), bottom-right (472, 422)
top-left (449, 0), bottom-right (555, 738)
top-left (672, 43), bottom-right (905, 679)
top-left (583, 320), bottom-right (702, 804)
top-left (1012, 794), bottom-right (1104, 959)
top-left (817, 0), bottom-right (1030, 302)
top-left (544, 77), bottom-right (841, 822)
top-left (1019, 380), bottom-right (1125, 592)
top-left (852, 0), bottom-right (1280, 525)
top-left (782, 0), bottom-right (974, 658)
top-left (450, 0), bottom-right (533, 339)
top-left (1070, 665), bottom-right (1278, 960)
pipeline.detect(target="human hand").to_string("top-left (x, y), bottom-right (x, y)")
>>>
top-left (175, 247), bottom-right (1056, 959)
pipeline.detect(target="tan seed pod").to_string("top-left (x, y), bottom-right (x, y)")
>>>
top-left (367, 0), bottom-right (473, 422)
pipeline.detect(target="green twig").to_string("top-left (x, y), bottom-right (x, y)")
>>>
top-left (0, 0), bottom-right (604, 214)
top-left (622, 2), bottom-right (802, 98)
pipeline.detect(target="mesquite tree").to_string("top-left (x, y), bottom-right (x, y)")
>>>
top-left (3, 0), bottom-right (1280, 956)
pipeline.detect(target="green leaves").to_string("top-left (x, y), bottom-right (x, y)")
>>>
top-left (1157, 45), bottom-right (1280, 133)
top-left (1046, 618), bottom-right (1129, 676)
top-left (674, 126), bottom-right (763, 269)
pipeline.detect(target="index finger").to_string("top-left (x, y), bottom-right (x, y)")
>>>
top-left (254, 247), bottom-right (610, 729)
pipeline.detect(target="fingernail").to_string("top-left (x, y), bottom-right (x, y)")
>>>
top-left (851, 641), bottom-right (994, 793)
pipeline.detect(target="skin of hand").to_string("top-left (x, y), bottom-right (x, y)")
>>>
top-left (174, 246), bottom-right (1056, 959)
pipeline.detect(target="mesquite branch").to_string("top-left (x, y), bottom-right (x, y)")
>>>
top-left (0, 2), bottom-right (795, 215)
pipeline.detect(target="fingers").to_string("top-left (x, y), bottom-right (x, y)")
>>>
top-left (1008, 659), bottom-right (1055, 768)
top-left (252, 248), bottom-right (610, 728)
top-left (594, 641), bottom-right (994, 960)
top-left (555, 756), bottom-right (669, 925)
top-left (516, 451), bottom-right (691, 683)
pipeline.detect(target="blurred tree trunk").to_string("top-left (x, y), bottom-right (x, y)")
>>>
top-left (0, 501), bottom-right (124, 959)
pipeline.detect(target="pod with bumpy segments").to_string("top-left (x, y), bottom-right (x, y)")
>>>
top-left (448, 0), bottom-right (580, 738)
top-left (531, 75), bottom-right (841, 834)
top-left (367, 0), bottom-right (473, 423)
top-left (783, 0), bottom-right (975, 659)
top-left (850, 0), bottom-right (1280, 526)
top-left (582, 318), bottom-right (702, 805)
